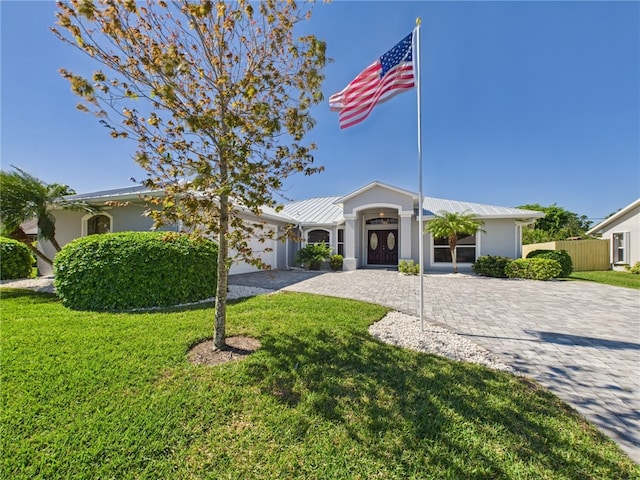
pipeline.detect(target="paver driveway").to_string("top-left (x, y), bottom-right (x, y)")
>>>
top-left (230, 269), bottom-right (640, 463)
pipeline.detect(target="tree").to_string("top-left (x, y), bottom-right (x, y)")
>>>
top-left (53, 0), bottom-right (327, 349)
top-left (518, 203), bottom-right (592, 244)
top-left (0, 167), bottom-right (97, 265)
top-left (424, 211), bottom-right (484, 274)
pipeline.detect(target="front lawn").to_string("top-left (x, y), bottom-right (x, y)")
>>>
top-left (570, 270), bottom-right (640, 290)
top-left (1, 289), bottom-right (637, 479)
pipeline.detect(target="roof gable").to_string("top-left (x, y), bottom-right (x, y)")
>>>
top-left (337, 181), bottom-right (418, 204)
top-left (587, 198), bottom-right (640, 234)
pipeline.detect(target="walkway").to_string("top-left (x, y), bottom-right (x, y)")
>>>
top-left (230, 269), bottom-right (640, 463)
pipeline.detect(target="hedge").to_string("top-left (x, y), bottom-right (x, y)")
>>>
top-left (526, 249), bottom-right (573, 277)
top-left (54, 231), bottom-right (218, 311)
top-left (472, 255), bottom-right (513, 278)
top-left (0, 237), bottom-right (33, 280)
top-left (505, 258), bottom-right (562, 281)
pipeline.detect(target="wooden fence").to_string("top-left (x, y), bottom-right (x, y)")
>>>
top-left (522, 239), bottom-right (610, 271)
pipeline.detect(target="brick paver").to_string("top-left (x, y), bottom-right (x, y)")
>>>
top-left (230, 269), bottom-right (640, 462)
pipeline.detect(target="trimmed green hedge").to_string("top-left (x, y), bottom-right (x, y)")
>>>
top-left (526, 249), bottom-right (573, 277)
top-left (54, 231), bottom-right (218, 311)
top-left (0, 237), bottom-right (33, 280)
top-left (472, 255), bottom-right (513, 278)
top-left (330, 254), bottom-right (344, 271)
top-left (505, 258), bottom-right (562, 281)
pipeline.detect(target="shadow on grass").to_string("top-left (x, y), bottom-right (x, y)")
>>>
top-left (245, 327), bottom-right (634, 477)
top-left (0, 288), bottom-right (59, 304)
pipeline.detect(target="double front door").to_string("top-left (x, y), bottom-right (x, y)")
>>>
top-left (367, 229), bottom-right (398, 265)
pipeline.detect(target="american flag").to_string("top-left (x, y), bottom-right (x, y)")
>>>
top-left (329, 32), bottom-right (415, 129)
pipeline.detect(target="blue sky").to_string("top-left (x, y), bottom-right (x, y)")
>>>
top-left (1, 1), bottom-right (638, 224)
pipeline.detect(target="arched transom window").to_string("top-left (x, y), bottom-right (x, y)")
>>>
top-left (307, 229), bottom-right (330, 244)
top-left (87, 215), bottom-right (111, 235)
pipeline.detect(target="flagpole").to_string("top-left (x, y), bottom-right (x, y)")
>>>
top-left (415, 18), bottom-right (425, 331)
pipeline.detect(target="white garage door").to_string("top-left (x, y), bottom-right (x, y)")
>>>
top-left (228, 230), bottom-right (277, 275)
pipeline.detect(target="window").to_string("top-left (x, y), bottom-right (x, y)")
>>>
top-left (308, 229), bottom-right (329, 244)
top-left (87, 215), bottom-right (111, 235)
top-left (433, 233), bottom-right (476, 263)
top-left (365, 217), bottom-right (398, 225)
top-left (612, 232), bottom-right (628, 264)
top-left (337, 228), bottom-right (344, 256)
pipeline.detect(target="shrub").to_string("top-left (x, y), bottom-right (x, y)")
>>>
top-left (398, 260), bottom-right (420, 275)
top-left (626, 262), bottom-right (640, 274)
top-left (0, 237), bottom-right (34, 280)
top-left (505, 258), bottom-right (562, 281)
top-left (330, 254), bottom-right (343, 271)
top-left (54, 231), bottom-right (218, 311)
top-left (472, 255), bottom-right (513, 278)
top-left (296, 243), bottom-right (332, 270)
top-left (526, 249), bottom-right (573, 277)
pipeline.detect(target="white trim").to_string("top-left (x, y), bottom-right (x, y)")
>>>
top-left (336, 181), bottom-right (419, 205)
top-left (428, 231), bottom-right (481, 269)
top-left (612, 231), bottom-right (630, 265)
top-left (81, 212), bottom-right (114, 236)
top-left (303, 227), bottom-right (332, 247)
top-left (353, 202), bottom-right (412, 217)
top-left (588, 198), bottom-right (640, 235)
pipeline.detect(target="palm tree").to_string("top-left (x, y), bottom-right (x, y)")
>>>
top-left (0, 167), bottom-right (97, 265)
top-left (424, 210), bottom-right (485, 273)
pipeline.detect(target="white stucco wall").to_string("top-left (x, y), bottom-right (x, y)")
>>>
top-left (39, 205), bottom-right (283, 276)
top-left (596, 204), bottom-right (640, 269)
top-left (342, 185), bottom-right (414, 217)
top-left (478, 219), bottom-right (519, 258)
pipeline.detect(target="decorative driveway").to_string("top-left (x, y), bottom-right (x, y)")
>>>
top-left (230, 269), bottom-right (640, 463)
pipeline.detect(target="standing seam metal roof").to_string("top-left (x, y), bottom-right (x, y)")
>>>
top-left (423, 197), bottom-right (543, 218)
top-left (280, 196), bottom-right (343, 225)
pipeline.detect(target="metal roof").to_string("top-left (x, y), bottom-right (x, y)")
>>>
top-left (281, 196), bottom-right (343, 225)
top-left (423, 197), bottom-right (544, 219)
top-left (65, 185), bottom-right (155, 202)
top-left (61, 183), bottom-right (543, 225)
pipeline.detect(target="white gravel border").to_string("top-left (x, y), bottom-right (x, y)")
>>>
top-left (369, 311), bottom-right (516, 373)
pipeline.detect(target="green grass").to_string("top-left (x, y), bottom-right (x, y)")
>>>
top-left (2, 289), bottom-right (638, 479)
top-left (570, 270), bottom-right (640, 290)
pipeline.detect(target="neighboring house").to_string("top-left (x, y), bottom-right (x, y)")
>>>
top-left (19, 219), bottom-right (38, 243)
top-left (38, 181), bottom-right (544, 275)
top-left (587, 198), bottom-right (640, 271)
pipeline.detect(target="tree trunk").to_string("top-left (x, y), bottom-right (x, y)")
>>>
top-left (26, 242), bottom-right (54, 267)
top-left (9, 227), bottom-right (54, 265)
top-left (449, 236), bottom-right (458, 274)
top-left (49, 235), bottom-right (63, 252)
top-left (214, 192), bottom-right (229, 350)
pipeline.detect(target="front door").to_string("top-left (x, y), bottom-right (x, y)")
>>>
top-left (367, 230), bottom-right (398, 265)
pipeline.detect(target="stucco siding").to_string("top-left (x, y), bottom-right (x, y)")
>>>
top-left (38, 210), bottom-right (85, 275)
top-left (342, 186), bottom-right (414, 216)
top-left (596, 205), bottom-right (640, 267)
top-left (479, 219), bottom-right (518, 258)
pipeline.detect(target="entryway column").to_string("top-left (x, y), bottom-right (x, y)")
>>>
top-left (399, 212), bottom-right (413, 263)
top-left (343, 215), bottom-right (357, 271)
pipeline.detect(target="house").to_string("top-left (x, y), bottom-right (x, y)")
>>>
top-left (38, 181), bottom-right (544, 275)
top-left (587, 198), bottom-right (640, 271)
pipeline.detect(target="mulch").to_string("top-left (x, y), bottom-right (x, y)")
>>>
top-left (187, 336), bottom-right (261, 366)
